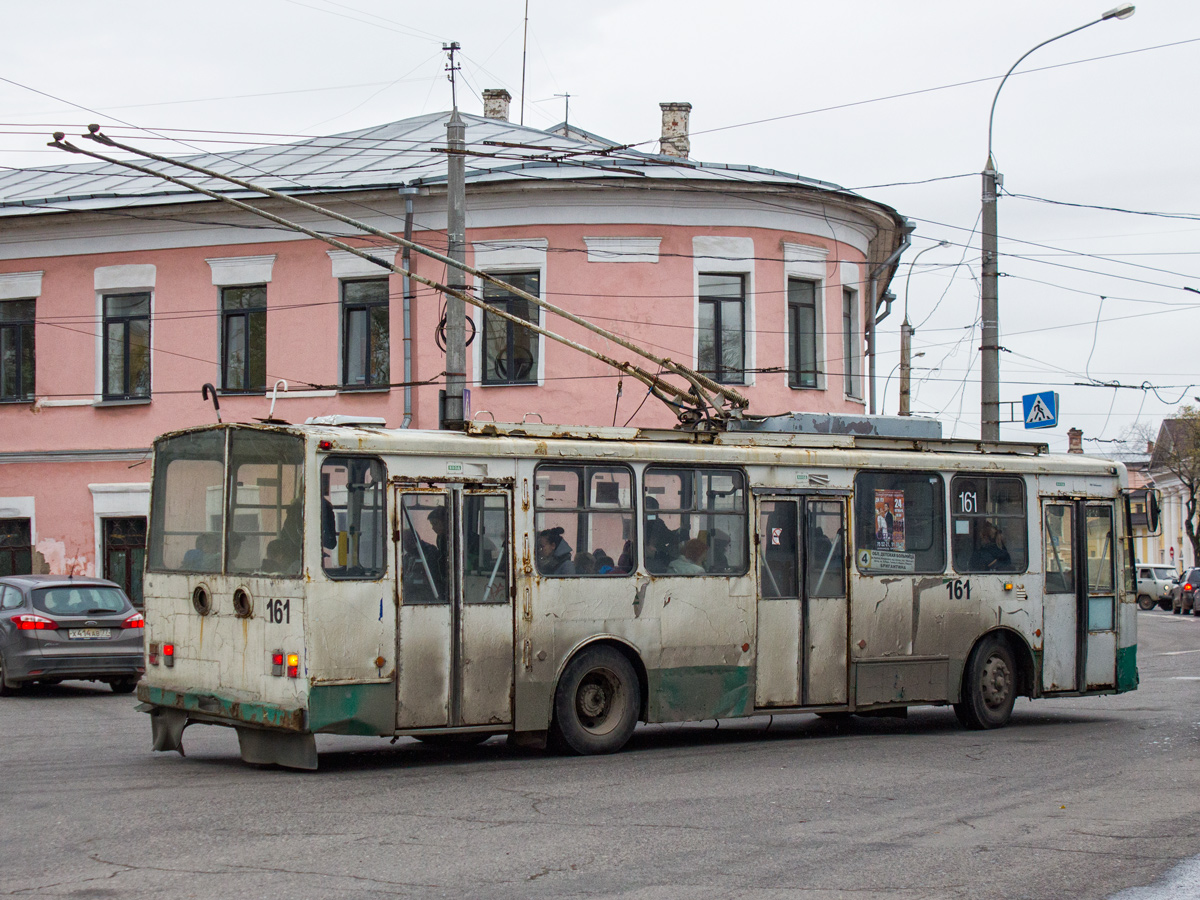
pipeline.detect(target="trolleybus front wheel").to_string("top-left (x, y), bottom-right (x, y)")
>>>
top-left (954, 635), bottom-right (1016, 730)
top-left (552, 645), bottom-right (640, 755)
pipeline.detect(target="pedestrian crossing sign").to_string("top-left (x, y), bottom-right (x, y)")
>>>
top-left (1022, 391), bottom-right (1058, 429)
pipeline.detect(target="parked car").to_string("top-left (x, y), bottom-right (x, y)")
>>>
top-left (1171, 567), bottom-right (1200, 615)
top-left (0, 575), bottom-right (144, 694)
top-left (1138, 564), bottom-right (1179, 610)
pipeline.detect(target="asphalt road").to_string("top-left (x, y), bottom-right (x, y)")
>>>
top-left (3, 610), bottom-right (1200, 900)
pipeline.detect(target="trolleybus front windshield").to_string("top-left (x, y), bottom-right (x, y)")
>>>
top-left (149, 429), bottom-right (305, 577)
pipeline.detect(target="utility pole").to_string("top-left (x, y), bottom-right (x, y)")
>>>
top-left (899, 319), bottom-right (913, 416)
top-left (443, 41), bottom-right (467, 429)
top-left (980, 160), bottom-right (1000, 440)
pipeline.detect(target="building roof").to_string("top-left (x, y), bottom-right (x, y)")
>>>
top-left (0, 111), bottom-right (858, 218)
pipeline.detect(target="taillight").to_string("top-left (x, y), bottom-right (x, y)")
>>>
top-left (271, 650), bottom-right (284, 676)
top-left (1186, 583), bottom-right (1193, 592)
top-left (122, 612), bottom-right (145, 629)
top-left (12, 614), bottom-right (58, 631)
top-left (287, 653), bottom-right (299, 678)
top-left (163, 643), bottom-right (175, 667)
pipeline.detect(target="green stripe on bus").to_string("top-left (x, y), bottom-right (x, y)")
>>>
top-left (142, 685), bottom-right (306, 731)
top-left (649, 665), bottom-right (753, 722)
top-left (308, 682), bottom-right (395, 735)
top-left (1116, 644), bottom-right (1139, 693)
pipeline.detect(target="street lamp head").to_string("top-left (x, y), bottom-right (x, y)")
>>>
top-left (1102, 4), bottom-right (1135, 20)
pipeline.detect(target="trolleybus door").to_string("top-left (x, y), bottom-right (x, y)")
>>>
top-left (754, 495), bottom-right (848, 708)
top-left (395, 484), bottom-right (514, 729)
top-left (1041, 500), bottom-right (1118, 692)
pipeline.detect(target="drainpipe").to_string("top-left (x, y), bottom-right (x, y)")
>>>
top-left (867, 219), bottom-right (915, 414)
top-left (399, 185), bottom-right (418, 428)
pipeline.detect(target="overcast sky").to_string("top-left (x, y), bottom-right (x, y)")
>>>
top-left (2, 0), bottom-right (1197, 450)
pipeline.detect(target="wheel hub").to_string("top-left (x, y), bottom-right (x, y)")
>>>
top-left (980, 654), bottom-right (1013, 710)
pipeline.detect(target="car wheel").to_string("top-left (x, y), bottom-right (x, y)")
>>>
top-left (1138, 594), bottom-right (1156, 611)
top-left (109, 678), bottom-right (138, 694)
top-left (0, 653), bottom-right (20, 697)
top-left (953, 634), bottom-right (1017, 730)
top-left (551, 645), bottom-right (640, 755)
top-left (1160, 598), bottom-right (1173, 610)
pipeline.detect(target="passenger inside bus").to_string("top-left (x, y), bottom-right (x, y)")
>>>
top-left (182, 532), bottom-right (220, 570)
top-left (536, 527), bottom-right (575, 575)
top-left (970, 520), bottom-right (1011, 571)
top-left (668, 536), bottom-right (708, 575)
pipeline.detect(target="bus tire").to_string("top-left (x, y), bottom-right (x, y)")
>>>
top-left (954, 635), bottom-right (1016, 730)
top-left (552, 645), bottom-right (640, 755)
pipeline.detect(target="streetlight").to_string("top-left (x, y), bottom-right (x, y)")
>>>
top-left (980, 4), bottom-right (1134, 441)
top-left (900, 240), bottom-right (950, 416)
top-left (883, 353), bottom-right (924, 416)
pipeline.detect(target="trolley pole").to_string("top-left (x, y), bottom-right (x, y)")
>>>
top-left (443, 43), bottom-right (467, 429)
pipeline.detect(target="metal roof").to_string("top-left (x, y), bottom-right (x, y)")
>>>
top-left (0, 111), bottom-right (854, 217)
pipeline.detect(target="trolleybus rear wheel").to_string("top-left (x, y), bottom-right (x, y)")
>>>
top-left (954, 634), bottom-right (1016, 730)
top-left (552, 645), bottom-right (640, 755)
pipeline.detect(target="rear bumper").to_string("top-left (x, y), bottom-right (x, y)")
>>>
top-left (9, 651), bottom-right (143, 683)
top-left (137, 683), bottom-right (308, 733)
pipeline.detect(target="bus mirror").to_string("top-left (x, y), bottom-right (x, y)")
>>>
top-left (1148, 490), bottom-right (1161, 535)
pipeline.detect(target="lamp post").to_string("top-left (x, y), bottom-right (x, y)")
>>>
top-left (884, 353), bottom-right (925, 416)
top-left (900, 240), bottom-right (949, 416)
top-left (980, 4), bottom-right (1134, 441)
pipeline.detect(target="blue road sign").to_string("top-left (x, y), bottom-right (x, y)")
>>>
top-left (1022, 391), bottom-right (1059, 429)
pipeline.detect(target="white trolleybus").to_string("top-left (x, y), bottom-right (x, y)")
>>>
top-left (138, 413), bottom-right (1139, 769)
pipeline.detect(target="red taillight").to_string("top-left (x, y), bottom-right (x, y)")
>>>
top-left (1186, 583), bottom-right (1193, 592)
top-left (122, 612), bottom-right (145, 629)
top-left (271, 651), bottom-right (284, 676)
top-left (12, 614), bottom-right (58, 631)
top-left (318, 440), bottom-right (333, 451)
top-left (163, 643), bottom-right (175, 667)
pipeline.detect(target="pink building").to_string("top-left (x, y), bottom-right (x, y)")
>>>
top-left (0, 95), bottom-right (908, 600)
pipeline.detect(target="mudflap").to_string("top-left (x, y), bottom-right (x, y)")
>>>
top-left (236, 727), bottom-right (318, 770)
top-left (144, 705), bottom-right (189, 755)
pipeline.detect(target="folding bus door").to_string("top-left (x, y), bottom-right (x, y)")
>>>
top-left (754, 495), bottom-right (848, 708)
top-left (395, 483), bottom-right (515, 729)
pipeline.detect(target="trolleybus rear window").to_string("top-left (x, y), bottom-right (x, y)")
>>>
top-left (854, 471), bottom-right (945, 574)
top-left (149, 430), bottom-right (225, 573)
top-left (227, 431), bottom-right (304, 577)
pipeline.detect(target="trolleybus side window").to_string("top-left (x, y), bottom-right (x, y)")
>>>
top-left (643, 467), bottom-right (748, 576)
top-left (400, 494), bottom-right (450, 604)
top-left (853, 471), bottom-right (945, 574)
top-left (1087, 506), bottom-right (1115, 631)
top-left (533, 464), bottom-right (634, 577)
top-left (321, 457), bottom-right (386, 579)
top-left (951, 475), bottom-right (1027, 574)
top-left (226, 430), bottom-right (304, 577)
top-left (149, 429), bottom-right (225, 573)
top-left (463, 494), bottom-right (509, 603)
top-left (807, 499), bottom-right (846, 597)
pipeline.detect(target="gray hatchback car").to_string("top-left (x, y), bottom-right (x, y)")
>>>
top-left (0, 575), bottom-right (144, 694)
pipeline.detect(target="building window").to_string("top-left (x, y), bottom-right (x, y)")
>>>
top-left (220, 285), bottom-right (266, 393)
top-left (0, 518), bottom-right (32, 576)
top-left (341, 279), bottom-right (389, 389)
top-left (103, 292), bottom-right (151, 400)
top-left (788, 279), bottom-right (818, 389)
top-left (103, 517), bottom-right (147, 608)
top-left (698, 274), bottom-right (745, 384)
top-left (842, 287), bottom-right (860, 398)
top-left (0, 299), bottom-right (35, 403)
top-left (482, 271), bottom-right (539, 385)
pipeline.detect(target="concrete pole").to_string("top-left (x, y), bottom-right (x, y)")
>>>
top-left (444, 108), bottom-right (467, 429)
top-left (980, 163), bottom-right (1000, 441)
top-left (899, 318), bottom-right (912, 416)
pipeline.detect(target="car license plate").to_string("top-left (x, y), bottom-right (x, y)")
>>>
top-left (68, 628), bottom-right (112, 640)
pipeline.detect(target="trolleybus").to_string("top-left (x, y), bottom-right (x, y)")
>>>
top-left (138, 415), bottom-right (1138, 769)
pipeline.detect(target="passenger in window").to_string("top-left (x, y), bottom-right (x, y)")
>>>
top-left (645, 519), bottom-right (674, 574)
top-left (575, 551), bottom-right (597, 574)
top-left (182, 532), bottom-right (220, 570)
top-left (970, 521), bottom-right (1011, 571)
top-left (594, 548), bottom-right (616, 574)
top-left (669, 537), bottom-right (709, 575)
top-left (703, 529), bottom-right (732, 572)
top-left (615, 540), bottom-right (635, 574)
top-left (537, 527), bottom-right (576, 575)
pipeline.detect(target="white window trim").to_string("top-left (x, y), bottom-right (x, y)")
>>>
top-left (94, 267), bottom-right (156, 404)
top-left (583, 237), bottom-right (661, 263)
top-left (326, 249), bottom-right (397, 280)
top-left (207, 254), bottom-right (276, 286)
top-left (471, 239), bottom-right (548, 388)
top-left (840, 261), bottom-right (863, 402)
top-left (783, 243), bottom-right (829, 391)
top-left (693, 236), bottom-right (755, 387)
top-left (0, 496), bottom-right (36, 550)
top-left (0, 271), bottom-right (43, 301)
top-left (89, 484), bottom-right (150, 581)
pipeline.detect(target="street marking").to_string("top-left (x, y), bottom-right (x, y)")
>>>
top-left (1167, 676), bottom-right (1200, 681)
top-left (1160, 649), bottom-right (1200, 656)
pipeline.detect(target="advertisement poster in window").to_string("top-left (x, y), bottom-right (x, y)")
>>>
top-left (874, 489), bottom-right (905, 551)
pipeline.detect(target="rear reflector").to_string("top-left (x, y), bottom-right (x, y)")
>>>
top-left (148, 642), bottom-right (160, 665)
top-left (12, 614), bottom-right (58, 630)
top-left (163, 643), bottom-right (175, 667)
top-left (122, 612), bottom-right (145, 629)
top-left (287, 653), bottom-right (299, 678)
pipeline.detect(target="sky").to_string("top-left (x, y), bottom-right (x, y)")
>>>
top-left (2, 0), bottom-right (1198, 451)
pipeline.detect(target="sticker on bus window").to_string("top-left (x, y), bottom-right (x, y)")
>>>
top-left (874, 489), bottom-right (906, 551)
top-left (870, 550), bottom-right (916, 572)
top-left (771, 527), bottom-right (782, 545)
